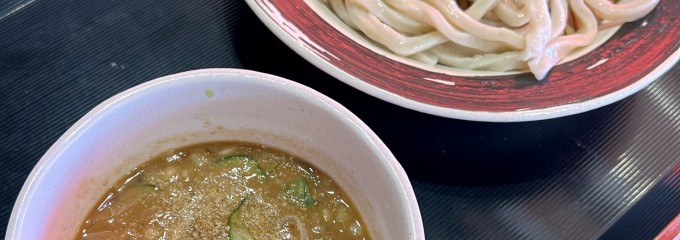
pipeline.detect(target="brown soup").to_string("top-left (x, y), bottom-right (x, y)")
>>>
top-left (77, 141), bottom-right (370, 239)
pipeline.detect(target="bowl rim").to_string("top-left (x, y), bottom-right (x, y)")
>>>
top-left (6, 68), bottom-right (425, 239)
top-left (245, 0), bottom-right (680, 122)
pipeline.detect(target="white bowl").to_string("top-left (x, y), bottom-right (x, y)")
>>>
top-left (6, 69), bottom-right (424, 239)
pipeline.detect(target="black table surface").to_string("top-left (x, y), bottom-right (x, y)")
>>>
top-left (1, 0), bottom-right (679, 239)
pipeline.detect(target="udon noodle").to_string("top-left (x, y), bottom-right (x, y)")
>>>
top-left (326, 0), bottom-right (659, 80)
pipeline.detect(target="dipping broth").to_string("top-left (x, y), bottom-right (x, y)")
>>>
top-left (77, 141), bottom-right (370, 239)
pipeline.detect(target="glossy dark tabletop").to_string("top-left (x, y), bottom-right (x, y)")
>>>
top-left (1, 0), bottom-right (679, 239)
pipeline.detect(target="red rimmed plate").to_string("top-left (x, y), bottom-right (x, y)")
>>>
top-left (246, 0), bottom-right (680, 122)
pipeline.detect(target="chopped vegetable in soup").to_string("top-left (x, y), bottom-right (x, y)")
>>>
top-left (77, 142), bottom-right (370, 239)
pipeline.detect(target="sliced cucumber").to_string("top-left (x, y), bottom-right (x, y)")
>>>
top-left (288, 177), bottom-right (315, 207)
top-left (228, 197), bottom-right (254, 240)
top-left (216, 155), bottom-right (266, 179)
top-left (229, 227), bottom-right (254, 240)
top-left (139, 183), bottom-right (158, 190)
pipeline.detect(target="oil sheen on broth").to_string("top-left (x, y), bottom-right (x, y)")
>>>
top-left (77, 142), bottom-right (370, 239)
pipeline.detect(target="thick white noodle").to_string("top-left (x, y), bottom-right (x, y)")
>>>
top-left (482, 10), bottom-right (502, 22)
top-left (426, 0), bottom-right (525, 49)
top-left (326, 0), bottom-right (660, 80)
top-left (411, 52), bottom-right (439, 65)
top-left (465, 0), bottom-right (501, 20)
top-left (521, 0), bottom-right (551, 63)
top-left (586, 0), bottom-right (659, 22)
top-left (529, 0), bottom-right (599, 79)
top-left (432, 45), bottom-right (527, 71)
top-left (329, 0), bottom-right (357, 29)
top-left (346, 3), bottom-right (449, 56)
top-left (549, 0), bottom-right (569, 39)
top-left (493, 1), bottom-right (529, 27)
top-left (350, 0), bottom-right (431, 34)
top-left (382, 0), bottom-right (509, 52)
